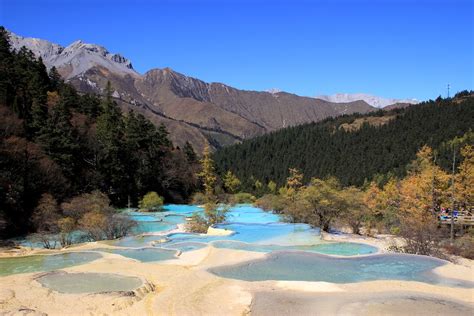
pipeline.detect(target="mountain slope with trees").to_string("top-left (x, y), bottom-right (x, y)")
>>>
top-left (0, 27), bottom-right (199, 238)
top-left (214, 93), bottom-right (474, 192)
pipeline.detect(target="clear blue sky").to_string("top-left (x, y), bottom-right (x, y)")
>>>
top-left (1, 0), bottom-right (473, 100)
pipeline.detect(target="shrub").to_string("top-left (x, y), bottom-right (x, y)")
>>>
top-left (186, 213), bottom-right (208, 233)
top-left (191, 192), bottom-right (206, 205)
top-left (255, 194), bottom-right (286, 213)
top-left (61, 191), bottom-right (112, 221)
top-left (443, 235), bottom-right (474, 259)
top-left (105, 215), bottom-right (136, 239)
top-left (57, 217), bottom-right (75, 247)
top-left (30, 193), bottom-right (61, 248)
top-left (29, 233), bottom-right (58, 249)
top-left (79, 211), bottom-right (108, 241)
top-left (139, 192), bottom-right (164, 211)
top-left (230, 192), bottom-right (256, 204)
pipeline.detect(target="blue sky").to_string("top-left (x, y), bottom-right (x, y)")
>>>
top-left (1, 0), bottom-right (473, 100)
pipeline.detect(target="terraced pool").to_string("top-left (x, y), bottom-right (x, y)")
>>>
top-left (211, 240), bottom-right (377, 256)
top-left (209, 252), bottom-right (473, 288)
top-left (7, 204), bottom-right (465, 288)
top-left (91, 247), bottom-right (177, 262)
top-left (37, 272), bottom-right (143, 293)
top-left (0, 252), bottom-right (102, 276)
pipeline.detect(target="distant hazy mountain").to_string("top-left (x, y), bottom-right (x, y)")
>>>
top-left (9, 30), bottom-right (395, 151)
top-left (315, 93), bottom-right (419, 109)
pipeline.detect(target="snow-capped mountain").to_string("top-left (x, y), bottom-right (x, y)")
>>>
top-left (8, 31), bottom-right (137, 79)
top-left (315, 93), bottom-right (419, 108)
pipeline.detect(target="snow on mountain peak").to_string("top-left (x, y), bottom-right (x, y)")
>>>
top-left (266, 88), bottom-right (281, 94)
top-left (314, 93), bottom-right (419, 108)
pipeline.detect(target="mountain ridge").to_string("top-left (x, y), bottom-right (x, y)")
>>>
top-left (7, 30), bottom-right (415, 151)
top-left (315, 93), bottom-right (419, 108)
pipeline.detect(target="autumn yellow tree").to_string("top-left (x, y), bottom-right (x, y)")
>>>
top-left (285, 177), bottom-right (344, 232)
top-left (456, 145), bottom-right (474, 209)
top-left (287, 168), bottom-right (303, 190)
top-left (364, 181), bottom-right (384, 233)
top-left (401, 146), bottom-right (450, 214)
top-left (364, 178), bottom-right (401, 233)
top-left (398, 146), bottom-right (449, 255)
top-left (282, 168), bottom-right (304, 202)
top-left (267, 180), bottom-right (277, 194)
top-left (223, 170), bottom-right (241, 194)
top-left (198, 145), bottom-right (217, 200)
top-left (340, 186), bottom-right (366, 235)
top-left (189, 145), bottom-right (227, 232)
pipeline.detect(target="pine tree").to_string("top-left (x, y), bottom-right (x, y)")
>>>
top-left (184, 141), bottom-right (197, 163)
top-left (30, 99), bottom-right (48, 138)
top-left (48, 66), bottom-right (63, 91)
top-left (96, 81), bottom-right (126, 203)
top-left (0, 27), bottom-right (14, 107)
top-left (37, 100), bottom-right (78, 179)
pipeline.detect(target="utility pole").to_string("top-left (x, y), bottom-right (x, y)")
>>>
top-left (450, 144), bottom-right (456, 242)
top-left (447, 83), bottom-right (450, 99)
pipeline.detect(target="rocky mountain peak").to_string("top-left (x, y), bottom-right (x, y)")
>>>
top-left (7, 30), bottom-right (137, 79)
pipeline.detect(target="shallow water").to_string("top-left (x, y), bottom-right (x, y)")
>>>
top-left (4, 205), bottom-right (470, 288)
top-left (162, 241), bottom-right (208, 252)
top-left (167, 222), bottom-right (321, 246)
top-left (103, 235), bottom-right (167, 248)
top-left (37, 272), bottom-right (143, 293)
top-left (209, 252), bottom-right (473, 288)
top-left (0, 252), bottom-right (102, 276)
top-left (132, 221), bottom-right (176, 234)
top-left (128, 214), bottom-right (162, 222)
top-left (211, 240), bottom-right (377, 256)
top-left (162, 204), bottom-right (203, 215)
top-left (226, 205), bottom-right (281, 224)
top-left (91, 248), bottom-right (177, 262)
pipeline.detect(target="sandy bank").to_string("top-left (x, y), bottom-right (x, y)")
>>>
top-left (433, 257), bottom-right (474, 281)
top-left (249, 289), bottom-right (474, 316)
top-left (321, 231), bottom-right (402, 253)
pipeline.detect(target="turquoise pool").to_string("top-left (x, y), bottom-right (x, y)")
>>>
top-left (0, 252), bottom-right (102, 276)
top-left (162, 241), bottom-right (208, 252)
top-left (211, 240), bottom-right (377, 256)
top-left (14, 205), bottom-right (376, 258)
top-left (104, 235), bottom-right (167, 248)
top-left (132, 221), bottom-right (176, 234)
top-left (114, 205), bottom-right (377, 257)
top-left (226, 205), bottom-right (281, 224)
top-left (209, 252), bottom-right (473, 288)
top-left (167, 222), bottom-right (321, 246)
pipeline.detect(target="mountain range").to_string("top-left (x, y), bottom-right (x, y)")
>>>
top-left (315, 93), bottom-right (419, 109)
top-left (8, 31), bottom-right (418, 151)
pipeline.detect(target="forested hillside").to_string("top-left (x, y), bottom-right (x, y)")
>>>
top-left (214, 94), bottom-right (474, 192)
top-left (0, 28), bottom-right (199, 238)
